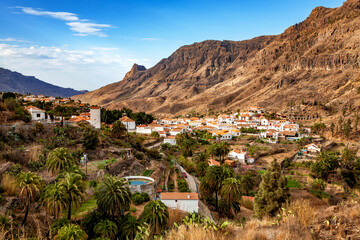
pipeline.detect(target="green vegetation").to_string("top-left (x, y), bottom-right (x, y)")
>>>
top-left (254, 160), bottom-right (289, 218)
top-left (101, 107), bottom-right (154, 124)
top-left (285, 176), bottom-right (302, 188)
top-left (142, 169), bottom-right (154, 177)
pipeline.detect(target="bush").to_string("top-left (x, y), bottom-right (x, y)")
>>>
top-left (141, 192), bottom-right (150, 202)
top-left (132, 194), bottom-right (145, 205)
top-left (177, 179), bottom-right (190, 192)
top-left (7, 163), bottom-right (22, 176)
top-left (134, 151), bottom-right (144, 160)
top-left (82, 127), bottom-right (99, 150)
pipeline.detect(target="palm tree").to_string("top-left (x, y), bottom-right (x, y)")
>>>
top-left (95, 175), bottom-right (132, 217)
top-left (58, 172), bottom-right (86, 220)
top-left (17, 171), bottom-right (43, 225)
top-left (46, 147), bottom-right (75, 174)
top-left (54, 223), bottom-right (88, 240)
top-left (207, 144), bottom-right (219, 160)
top-left (218, 142), bottom-right (231, 164)
top-left (220, 178), bottom-right (242, 216)
top-left (94, 219), bottom-right (118, 239)
top-left (121, 214), bottom-right (143, 240)
top-left (41, 182), bottom-right (68, 219)
top-left (141, 200), bottom-right (169, 234)
top-left (196, 152), bottom-right (208, 163)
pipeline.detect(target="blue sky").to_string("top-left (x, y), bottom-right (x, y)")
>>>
top-left (0, 0), bottom-right (345, 90)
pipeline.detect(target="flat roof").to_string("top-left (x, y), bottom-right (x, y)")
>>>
top-left (161, 192), bottom-right (198, 200)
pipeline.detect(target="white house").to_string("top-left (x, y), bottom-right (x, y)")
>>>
top-left (305, 143), bottom-right (321, 153)
top-left (228, 149), bottom-right (247, 163)
top-left (120, 116), bottom-right (136, 130)
top-left (136, 125), bottom-right (152, 134)
top-left (212, 130), bottom-right (232, 140)
top-left (25, 106), bottom-right (46, 121)
top-left (148, 122), bottom-right (164, 132)
top-left (164, 136), bottom-right (177, 145)
top-left (160, 192), bottom-right (199, 213)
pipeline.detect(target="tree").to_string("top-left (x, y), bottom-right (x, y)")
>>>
top-left (54, 105), bottom-right (67, 127)
top-left (141, 200), bottom-right (169, 234)
top-left (196, 162), bottom-right (208, 177)
top-left (311, 151), bottom-right (339, 179)
top-left (121, 214), bottom-right (143, 240)
top-left (254, 160), bottom-right (289, 218)
top-left (239, 174), bottom-right (254, 196)
top-left (58, 172), bottom-right (86, 220)
top-left (150, 131), bottom-right (160, 138)
top-left (95, 175), bottom-right (132, 217)
top-left (17, 171), bottom-right (43, 225)
top-left (111, 120), bottom-right (127, 138)
top-left (94, 219), bottom-right (118, 239)
top-left (200, 165), bottom-right (232, 210)
top-left (54, 223), bottom-right (88, 240)
top-left (46, 147), bottom-right (75, 174)
top-left (82, 127), bottom-right (99, 150)
top-left (220, 178), bottom-right (242, 216)
top-left (195, 152), bottom-right (209, 163)
top-left (207, 143), bottom-right (220, 159)
top-left (42, 182), bottom-right (68, 219)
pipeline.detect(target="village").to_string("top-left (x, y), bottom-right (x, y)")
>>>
top-left (17, 95), bottom-right (328, 216)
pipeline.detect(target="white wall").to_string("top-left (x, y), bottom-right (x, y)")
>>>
top-left (30, 110), bottom-right (45, 121)
top-left (123, 121), bottom-right (136, 130)
top-left (161, 199), bottom-right (199, 213)
top-left (164, 138), bottom-right (177, 145)
top-left (90, 108), bottom-right (101, 129)
top-left (136, 128), bottom-right (152, 134)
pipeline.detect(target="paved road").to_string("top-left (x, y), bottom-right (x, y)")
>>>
top-left (178, 165), bottom-right (197, 192)
top-left (147, 141), bottom-right (162, 149)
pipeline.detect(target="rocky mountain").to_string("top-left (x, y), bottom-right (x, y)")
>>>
top-left (74, 0), bottom-right (360, 116)
top-left (0, 68), bottom-right (87, 98)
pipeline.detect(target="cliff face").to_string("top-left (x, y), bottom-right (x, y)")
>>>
top-left (74, 0), bottom-right (360, 115)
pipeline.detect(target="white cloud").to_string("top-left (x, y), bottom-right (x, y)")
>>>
top-left (66, 22), bottom-right (112, 37)
top-left (0, 43), bottom-right (153, 90)
top-left (16, 6), bottom-right (79, 21)
top-left (14, 6), bottom-right (113, 37)
top-left (0, 37), bottom-right (30, 43)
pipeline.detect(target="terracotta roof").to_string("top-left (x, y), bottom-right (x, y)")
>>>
top-left (242, 196), bottom-right (255, 202)
top-left (120, 116), bottom-right (135, 122)
top-left (25, 106), bottom-right (44, 111)
top-left (208, 159), bottom-right (220, 166)
top-left (165, 136), bottom-right (176, 139)
top-left (90, 106), bottom-right (100, 109)
top-left (161, 192), bottom-right (198, 200)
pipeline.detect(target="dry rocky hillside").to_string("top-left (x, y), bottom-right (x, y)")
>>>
top-left (74, 0), bottom-right (360, 116)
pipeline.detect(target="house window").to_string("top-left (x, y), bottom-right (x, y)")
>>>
top-left (37, 114), bottom-right (41, 118)
top-left (175, 200), bottom-right (178, 202)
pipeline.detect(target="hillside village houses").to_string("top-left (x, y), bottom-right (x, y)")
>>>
top-left (22, 94), bottom-right (69, 103)
top-left (25, 106), bottom-right (46, 121)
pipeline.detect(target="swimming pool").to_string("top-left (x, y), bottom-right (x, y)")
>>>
top-left (128, 179), bottom-right (150, 185)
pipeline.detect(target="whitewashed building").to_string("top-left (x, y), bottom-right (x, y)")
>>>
top-left (160, 192), bottom-right (199, 213)
top-left (25, 106), bottom-right (46, 121)
top-left (164, 136), bottom-right (177, 145)
top-left (120, 116), bottom-right (136, 130)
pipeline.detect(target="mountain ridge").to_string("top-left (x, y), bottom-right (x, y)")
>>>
top-left (0, 68), bottom-right (87, 98)
top-left (74, 0), bottom-right (360, 116)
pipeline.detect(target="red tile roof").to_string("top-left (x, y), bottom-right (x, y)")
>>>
top-left (161, 192), bottom-right (198, 200)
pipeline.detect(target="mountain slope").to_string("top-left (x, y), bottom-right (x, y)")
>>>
top-left (0, 68), bottom-right (87, 98)
top-left (74, 0), bottom-right (360, 115)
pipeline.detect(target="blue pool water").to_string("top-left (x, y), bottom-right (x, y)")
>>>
top-left (128, 180), bottom-right (149, 185)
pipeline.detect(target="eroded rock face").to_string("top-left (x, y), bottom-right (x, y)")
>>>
top-left (74, 0), bottom-right (360, 115)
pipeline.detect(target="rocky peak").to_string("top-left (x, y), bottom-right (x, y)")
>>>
top-left (124, 64), bottom-right (147, 80)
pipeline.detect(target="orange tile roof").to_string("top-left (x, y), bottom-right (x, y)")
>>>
top-left (120, 116), bottom-right (135, 122)
top-left (208, 159), bottom-right (220, 166)
top-left (161, 192), bottom-right (198, 200)
top-left (25, 106), bottom-right (44, 111)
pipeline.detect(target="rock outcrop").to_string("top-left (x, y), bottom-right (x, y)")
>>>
top-left (74, 0), bottom-right (360, 115)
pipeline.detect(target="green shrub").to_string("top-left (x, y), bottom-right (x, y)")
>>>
top-left (82, 127), bottom-right (99, 150)
top-left (132, 192), bottom-right (149, 205)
